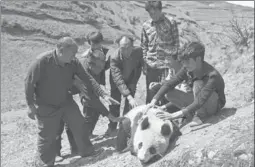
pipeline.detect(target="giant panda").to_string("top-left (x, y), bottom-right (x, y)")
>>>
top-left (115, 105), bottom-right (182, 165)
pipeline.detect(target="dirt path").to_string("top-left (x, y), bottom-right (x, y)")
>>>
top-left (50, 102), bottom-right (253, 167)
top-left (2, 100), bottom-right (252, 167)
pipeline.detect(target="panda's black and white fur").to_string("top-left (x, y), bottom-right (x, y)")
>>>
top-left (116, 105), bottom-right (182, 165)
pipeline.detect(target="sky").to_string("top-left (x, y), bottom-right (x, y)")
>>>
top-left (226, 1), bottom-right (254, 8)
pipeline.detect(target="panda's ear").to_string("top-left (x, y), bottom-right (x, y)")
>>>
top-left (161, 123), bottom-right (171, 136)
top-left (141, 117), bottom-right (150, 130)
top-left (172, 120), bottom-right (182, 137)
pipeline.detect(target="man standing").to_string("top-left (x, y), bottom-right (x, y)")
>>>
top-left (79, 31), bottom-right (112, 137)
top-left (55, 32), bottom-right (114, 158)
top-left (150, 41), bottom-right (226, 127)
top-left (105, 35), bottom-right (143, 135)
top-left (25, 37), bottom-right (117, 167)
top-left (141, 1), bottom-right (184, 105)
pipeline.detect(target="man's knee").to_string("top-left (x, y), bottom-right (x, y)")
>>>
top-left (205, 91), bottom-right (219, 114)
top-left (196, 92), bottom-right (219, 119)
top-left (164, 89), bottom-right (180, 101)
top-left (193, 80), bottom-right (204, 95)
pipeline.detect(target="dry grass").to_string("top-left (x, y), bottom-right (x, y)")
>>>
top-left (1, 1), bottom-right (254, 167)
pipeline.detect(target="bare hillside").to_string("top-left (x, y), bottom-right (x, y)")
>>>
top-left (1, 1), bottom-right (254, 167)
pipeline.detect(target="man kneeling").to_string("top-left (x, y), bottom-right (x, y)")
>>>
top-left (149, 41), bottom-right (226, 127)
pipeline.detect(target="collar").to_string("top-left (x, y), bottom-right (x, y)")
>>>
top-left (151, 14), bottom-right (165, 26)
top-left (188, 63), bottom-right (209, 80)
top-left (118, 48), bottom-right (134, 61)
top-left (90, 46), bottom-right (103, 52)
top-left (52, 50), bottom-right (61, 66)
top-left (52, 49), bottom-right (68, 67)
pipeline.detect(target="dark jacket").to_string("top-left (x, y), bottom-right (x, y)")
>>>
top-left (110, 46), bottom-right (143, 97)
top-left (154, 62), bottom-right (226, 115)
top-left (70, 47), bottom-right (110, 116)
top-left (25, 49), bottom-right (106, 107)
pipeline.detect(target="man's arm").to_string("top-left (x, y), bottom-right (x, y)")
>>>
top-left (182, 73), bottom-right (218, 116)
top-left (132, 64), bottom-right (142, 87)
top-left (110, 50), bottom-right (131, 97)
top-left (99, 54), bottom-right (110, 86)
top-left (140, 26), bottom-right (149, 66)
top-left (24, 58), bottom-right (43, 106)
top-left (69, 84), bottom-right (81, 95)
top-left (172, 19), bottom-right (180, 57)
top-left (153, 67), bottom-right (187, 101)
top-left (74, 58), bottom-right (107, 98)
top-left (103, 47), bottom-right (110, 70)
top-left (129, 49), bottom-right (143, 87)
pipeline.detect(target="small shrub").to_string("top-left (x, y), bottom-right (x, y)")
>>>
top-left (224, 16), bottom-right (251, 49)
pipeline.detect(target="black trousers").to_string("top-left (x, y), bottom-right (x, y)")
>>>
top-left (108, 74), bottom-right (137, 130)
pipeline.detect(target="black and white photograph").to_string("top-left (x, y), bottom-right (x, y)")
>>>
top-left (1, 1), bottom-right (254, 167)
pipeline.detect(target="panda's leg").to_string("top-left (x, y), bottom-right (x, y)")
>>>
top-left (116, 118), bottom-right (131, 152)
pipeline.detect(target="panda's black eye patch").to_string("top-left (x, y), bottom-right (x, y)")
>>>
top-left (141, 117), bottom-right (150, 130)
top-left (149, 146), bottom-right (157, 154)
top-left (161, 123), bottom-right (171, 136)
top-left (138, 142), bottom-right (143, 149)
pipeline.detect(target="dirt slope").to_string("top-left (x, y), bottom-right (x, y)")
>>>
top-left (1, 1), bottom-right (254, 167)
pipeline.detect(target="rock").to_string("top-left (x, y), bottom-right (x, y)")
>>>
top-left (248, 153), bottom-right (253, 158)
top-left (194, 150), bottom-right (203, 164)
top-left (195, 150), bottom-right (203, 158)
top-left (221, 164), bottom-right (233, 167)
top-left (188, 160), bottom-right (194, 165)
top-left (208, 151), bottom-right (216, 159)
top-left (196, 157), bottom-right (202, 164)
top-left (238, 154), bottom-right (249, 161)
top-left (214, 157), bottom-right (220, 161)
top-left (233, 143), bottom-right (247, 157)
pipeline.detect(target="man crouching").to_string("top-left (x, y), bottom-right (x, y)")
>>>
top-left (149, 41), bottom-right (226, 127)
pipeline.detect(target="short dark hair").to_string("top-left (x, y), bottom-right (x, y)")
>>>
top-left (57, 36), bottom-right (78, 51)
top-left (87, 31), bottom-right (103, 45)
top-left (115, 34), bottom-right (135, 46)
top-left (178, 41), bottom-right (205, 61)
top-left (145, 1), bottom-right (162, 11)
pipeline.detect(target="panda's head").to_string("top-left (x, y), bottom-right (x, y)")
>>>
top-left (132, 110), bottom-right (181, 165)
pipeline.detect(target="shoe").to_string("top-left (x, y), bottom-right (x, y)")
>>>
top-left (103, 128), bottom-right (115, 137)
top-left (89, 134), bottom-right (98, 139)
top-left (55, 155), bottom-right (64, 162)
top-left (82, 148), bottom-right (104, 158)
top-left (189, 116), bottom-right (203, 127)
top-left (71, 149), bottom-right (78, 156)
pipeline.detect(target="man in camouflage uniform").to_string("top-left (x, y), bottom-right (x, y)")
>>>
top-left (141, 1), bottom-right (188, 108)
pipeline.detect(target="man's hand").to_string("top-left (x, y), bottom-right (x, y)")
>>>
top-left (156, 110), bottom-right (184, 121)
top-left (28, 104), bottom-right (37, 120)
top-left (142, 63), bottom-right (148, 75)
top-left (147, 99), bottom-right (157, 108)
top-left (103, 95), bottom-right (120, 105)
top-left (127, 95), bottom-right (138, 108)
top-left (156, 111), bottom-right (173, 121)
top-left (73, 77), bottom-right (87, 93)
top-left (159, 105), bottom-right (167, 111)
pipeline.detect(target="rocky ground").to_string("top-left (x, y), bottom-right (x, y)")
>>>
top-left (1, 1), bottom-right (254, 167)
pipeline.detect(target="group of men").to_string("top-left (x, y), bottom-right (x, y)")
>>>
top-left (24, 1), bottom-right (226, 167)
